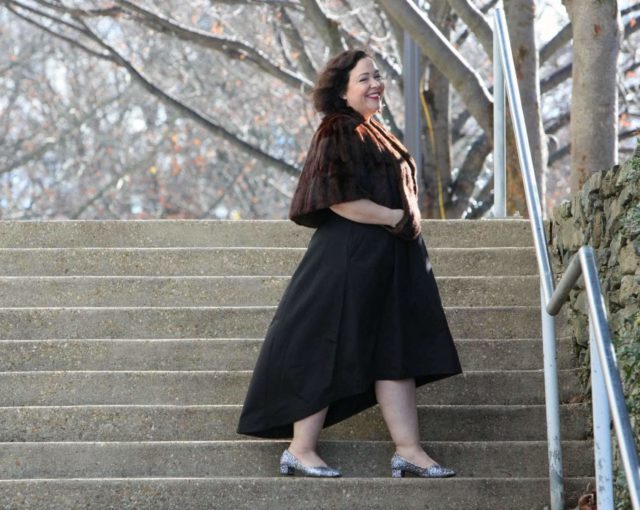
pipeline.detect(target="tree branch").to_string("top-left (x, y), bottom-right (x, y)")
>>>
top-left (539, 22), bottom-right (571, 65)
top-left (1, 93), bottom-right (123, 176)
top-left (624, 14), bottom-right (640, 37)
top-left (111, 0), bottom-right (312, 91)
top-left (450, 133), bottom-right (491, 217)
top-left (540, 63), bottom-right (571, 94)
top-left (544, 111), bottom-right (570, 134)
top-left (78, 20), bottom-right (300, 177)
top-left (464, 181), bottom-right (493, 219)
top-left (4, 2), bottom-right (114, 61)
top-left (209, 0), bottom-right (302, 7)
top-left (548, 128), bottom-right (639, 165)
top-left (278, 6), bottom-right (317, 80)
top-left (453, 0), bottom-right (497, 48)
top-left (299, 0), bottom-right (346, 56)
top-left (622, 2), bottom-right (640, 16)
top-left (377, 0), bottom-right (493, 133)
top-left (200, 164), bottom-right (247, 219)
top-left (539, 14), bottom-right (639, 68)
top-left (7, 0), bottom-right (90, 32)
top-left (447, 0), bottom-right (493, 57)
top-left (71, 173), bottom-right (121, 219)
top-left (28, 0), bottom-right (123, 18)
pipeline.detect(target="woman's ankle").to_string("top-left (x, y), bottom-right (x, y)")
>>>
top-left (288, 443), bottom-right (315, 457)
top-left (394, 445), bottom-right (436, 467)
top-left (395, 444), bottom-right (423, 458)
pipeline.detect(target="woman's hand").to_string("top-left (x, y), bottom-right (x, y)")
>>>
top-left (387, 209), bottom-right (404, 228)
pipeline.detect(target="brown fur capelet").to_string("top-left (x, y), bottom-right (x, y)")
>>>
top-left (288, 107), bottom-right (421, 240)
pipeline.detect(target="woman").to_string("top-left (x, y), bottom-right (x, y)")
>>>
top-left (237, 49), bottom-right (462, 478)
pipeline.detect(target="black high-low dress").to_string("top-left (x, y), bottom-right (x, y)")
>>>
top-left (236, 108), bottom-right (462, 439)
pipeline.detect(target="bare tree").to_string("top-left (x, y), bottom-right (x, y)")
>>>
top-left (0, 0), bottom-right (638, 220)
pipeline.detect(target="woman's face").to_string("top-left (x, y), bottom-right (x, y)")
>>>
top-left (342, 57), bottom-right (384, 120)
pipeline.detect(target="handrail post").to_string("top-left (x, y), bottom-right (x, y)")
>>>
top-left (581, 247), bottom-right (640, 508)
top-left (590, 319), bottom-right (614, 509)
top-left (541, 285), bottom-right (565, 510)
top-left (493, 17), bottom-right (506, 218)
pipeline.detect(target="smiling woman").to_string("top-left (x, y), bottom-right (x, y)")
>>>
top-left (237, 49), bottom-right (462, 480)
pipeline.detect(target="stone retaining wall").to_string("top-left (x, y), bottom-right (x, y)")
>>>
top-left (549, 140), bottom-right (639, 509)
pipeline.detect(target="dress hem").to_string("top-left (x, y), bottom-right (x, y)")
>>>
top-left (236, 368), bottom-right (462, 439)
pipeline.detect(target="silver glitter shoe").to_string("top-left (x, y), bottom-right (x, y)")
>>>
top-left (390, 452), bottom-right (456, 478)
top-left (279, 449), bottom-right (342, 478)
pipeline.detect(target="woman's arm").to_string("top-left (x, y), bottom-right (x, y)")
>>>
top-left (330, 199), bottom-right (404, 228)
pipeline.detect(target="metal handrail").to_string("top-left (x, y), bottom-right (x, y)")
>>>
top-left (492, 7), bottom-right (640, 510)
top-left (493, 8), bottom-right (564, 509)
top-left (548, 247), bottom-right (640, 508)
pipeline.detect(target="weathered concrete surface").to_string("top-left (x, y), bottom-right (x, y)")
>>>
top-left (0, 477), bottom-right (593, 510)
top-left (0, 219), bottom-right (535, 248)
top-left (0, 218), bottom-right (591, 510)
top-left (0, 306), bottom-right (565, 340)
top-left (0, 338), bottom-right (576, 371)
top-left (0, 275), bottom-right (540, 307)
top-left (0, 369), bottom-right (581, 406)
top-left (0, 440), bottom-right (593, 479)
top-left (0, 247), bottom-right (538, 277)
top-left (0, 404), bottom-right (591, 442)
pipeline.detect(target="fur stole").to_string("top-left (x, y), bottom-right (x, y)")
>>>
top-left (288, 107), bottom-right (421, 240)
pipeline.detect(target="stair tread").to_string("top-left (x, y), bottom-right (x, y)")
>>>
top-left (0, 403), bottom-right (591, 441)
top-left (0, 369), bottom-right (582, 404)
top-left (0, 219), bottom-right (537, 249)
top-left (0, 440), bottom-right (595, 479)
top-left (0, 477), bottom-right (594, 510)
top-left (0, 219), bottom-right (592, 509)
top-left (0, 307), bottom-right (562, 341)
top-left (0, 246), bottom-right (538, 277)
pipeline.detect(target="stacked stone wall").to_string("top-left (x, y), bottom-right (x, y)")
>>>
top-left (550, 141), bottom-right (640, 509)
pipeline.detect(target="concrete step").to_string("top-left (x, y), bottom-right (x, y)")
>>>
top-left (0, 276), bottom-right (541, 308)
top-left (0, 219), bottom-right (535, 248)
top-left (0, 477), bottom-right (594, 510)
top-left (0, 338), bottom-right (576, 372)
top-left (0, 306), bottom-right (563, 340)
top-left (0, 370), bottom-right (582, 406)
top-left (0, 404), bottom-right (591, 442)
top-left (0, 247), bottom-right (538, 277)
top-left (0, 440), bottom-right (594, 479)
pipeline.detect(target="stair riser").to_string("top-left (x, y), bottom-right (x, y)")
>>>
top-left (0, 339), bottom-right (576, 372)
top-left (0, 441), bottom-right (594, 479)
top-left (0, 370), bottom-right (581, 406)
top-left (0, 276), bottom-right (540, 307)
top-left (0, 478), bottom-right (595, 510)
top-left (0, 219), bottom-right (593, 510)
top-left (0, 405), bottom-right (591, 442)
top-left (0, 307), bottom-right (565, 340)
top-left (0, 220), bottom-right (535, 248)
top-left (0, 247), bottom-right (537, 277)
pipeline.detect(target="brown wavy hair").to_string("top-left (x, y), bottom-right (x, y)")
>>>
top-left (312, 49), bottom-right (372, 115)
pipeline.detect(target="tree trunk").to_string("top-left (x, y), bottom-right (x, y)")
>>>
top-left (504, 0), bottom-right (548, 215)
top-left (425, 0), bottom-right (454, 219)
top-left (563, 0), bottom-right (621, 192)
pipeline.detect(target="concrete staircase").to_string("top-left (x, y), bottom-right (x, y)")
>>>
top-left (0, 220), bottom-right (593, 509)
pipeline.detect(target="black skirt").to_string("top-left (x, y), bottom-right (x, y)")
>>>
top-left (236, 211), bottom-right (462, 438)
